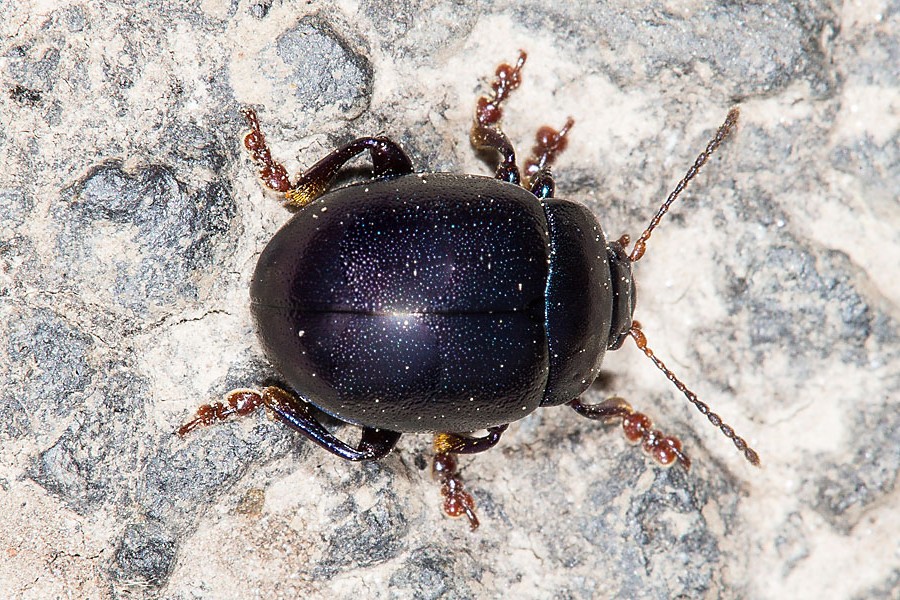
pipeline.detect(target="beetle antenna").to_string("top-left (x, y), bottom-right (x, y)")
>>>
top-left (629, 107), bottom-right (739, 262)
top-left (628, 321), bottom-right (760, 467)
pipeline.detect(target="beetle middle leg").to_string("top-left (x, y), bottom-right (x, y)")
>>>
top-left (178, 386), bottom-right (402, 461)
top-left (242, 108), bottom-right (413, 209)
top-left (569, 396), bottom-right (691, 469)
top-left (472, 52), bottom-right (575, 197)
top-left (524, 117), bottom-right (574, 196)
top-left (471, 51), bottom-right (527, 185)
top-left (431, 425), bottom-right (509, 530)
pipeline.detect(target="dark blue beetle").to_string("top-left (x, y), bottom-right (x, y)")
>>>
top-left (181, 52), bottom-right (758, 529)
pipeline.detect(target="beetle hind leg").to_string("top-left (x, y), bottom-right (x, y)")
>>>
top-left (178, 386), bottom-right (401, 461)
top-left (242, 108), bottom-right (413, 209)
top-left (284, 136), bottom-right (414, 208)
top-left (431, 425), bottom-right (509, 530)
top-left (569, 396), bottom-right (691, 469)
top-left (242, 108), bottom-right (292, 193)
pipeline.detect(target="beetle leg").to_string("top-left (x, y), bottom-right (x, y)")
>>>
top-left (178, 386), bottom-right (401, 461)
top-left (523, 117), bottom-right (574, 186)
top-left (569, 396), bottom-right (691, 469)
top-left (242, 108), bottom-right (292, 193)
top-left (434, 424), bottom-right (509, 455)
top-left (432, 452), bottom-right (480, 530)
top-left (284, 137), bottom-right (414, 208)
top-left (430, 425), bottom-right (509, 530)
top-left (242, 108), bottom-right (413, 209)
top-left (472, 51), bottom-right (526, 185)
top-left (529, 168), bottom-right (556, 199)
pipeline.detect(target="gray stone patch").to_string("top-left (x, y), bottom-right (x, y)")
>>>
top-left (388, 544), bottom-right (478, 600)
top-left (810, 401), bottom-right (900, 531)
top-left (248, 1), bottom-right (273, 20)
top-left (314, 490), bottom-right (409, 579)
top-left (30, 368), bottom-right (146, 512)
top-left (140, 425), bottom-right (270, 527)
top-left (112, 521), bottom-right (178, 588)
top-left (276, 16), bottom-right (372, 114)
top-left (578, 461), bottom-right (731, 598)
top-left (0, 189), bottom-right (35, 294)
top-left (55, 161), bottom-right (236, 318)
top-left (3, 307), bottom-right (94, 439)
top-left (724, 239), bottom-right (874, 364)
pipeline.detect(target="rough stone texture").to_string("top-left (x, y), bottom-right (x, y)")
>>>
top-left (1, 1), bottom-right (897, 599)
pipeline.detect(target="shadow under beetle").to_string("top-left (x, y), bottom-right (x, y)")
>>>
top-left (180, 51), bottom-right (759, 530)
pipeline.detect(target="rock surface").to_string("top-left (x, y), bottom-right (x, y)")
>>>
top-left (1, 1), bottom-right (897, 598)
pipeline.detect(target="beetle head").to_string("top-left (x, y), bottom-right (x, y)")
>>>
top-left (606, 238), bottom-right (636, 351)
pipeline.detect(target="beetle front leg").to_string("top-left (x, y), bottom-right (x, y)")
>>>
top-left (178, 386), bottom-right (401, 461)
top-left (569, 396), bottom-right (691, 469)
top-left (242, 108), bottom-right (414, 209)
top-left (431, 425), bottom-right (509, 530)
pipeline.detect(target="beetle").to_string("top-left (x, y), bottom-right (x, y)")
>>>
top-left (180, 52), bottom-right (759, 530)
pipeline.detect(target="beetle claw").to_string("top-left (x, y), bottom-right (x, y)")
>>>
top-left (177, 388), bottom-right (263, 436)
top-left (569, 396), bottom-right (692, 470)
top-left (433, 451), bottom-right (481, 530)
